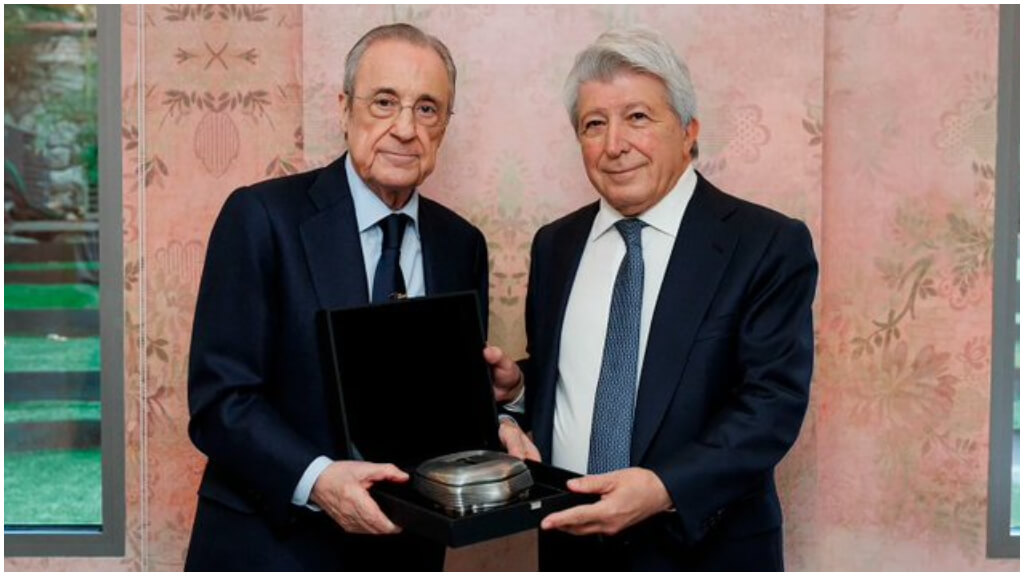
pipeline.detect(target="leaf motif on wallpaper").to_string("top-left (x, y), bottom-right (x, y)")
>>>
top-left (959, 4), bottom-right (999, 40)
top-left (848, 341), bottom-right (958, 430)
top-left (265, 155), bottom-right (299, 178)
top-left (122, 123), bottom-right (139, 150)
top-left (145, 381), bottom-right (175, 425)
top-left (144, 156), bottom-right (169, 188)
top-left (851, 257), bottom-right (932, 358)
top-left (194, 111), bottom-right (241, 178)
top-left (124, 260), bottom-right (140, 293)
top-left (163, 4), bottom-right (269, 23)
top-left (956, 336), bottom-right (989, 372)
top-left (160, 90), bottom-right (275, 129)
top-left (946, 213), bottom-right (992, 297)
top-left (802, 116), bottom-right (822, 147)
top-left (174, 47), bottom-right (198, 65)
top-left (173, 43), bottom-right (259, 69)
top-left (147, 338), bottom-right (170, 363)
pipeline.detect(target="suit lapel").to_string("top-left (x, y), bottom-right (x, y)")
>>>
top-left (300, 155), bottom-right (370, 310)
top-left (534, 204), bottom-right (598, 461)
top-left (630, 177), bottom-right (739, 464)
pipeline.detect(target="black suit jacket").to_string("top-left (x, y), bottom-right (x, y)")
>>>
top-left (184, 155), bottom-right (488, 570)
top-left (523, 174), bottom-right (817, 570)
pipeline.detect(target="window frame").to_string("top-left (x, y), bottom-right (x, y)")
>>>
top-left (4, 4), bottom-right (125, 557)
top-left (986, 2), bottom-right (1020, 560)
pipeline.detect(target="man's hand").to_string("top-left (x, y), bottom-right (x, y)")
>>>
top-left (540, 468), bottom-right (672, 536)
top-left (498, 417), bottom-right (541, 462)
top-left (309, 460), bottom-right (407, 535)
top-left (483, 345), bottom-right (523, 404)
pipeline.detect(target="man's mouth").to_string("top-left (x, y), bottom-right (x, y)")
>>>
top-left (380, 151), bottom-right (419, 164)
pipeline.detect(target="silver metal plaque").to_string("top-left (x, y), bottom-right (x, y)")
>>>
top-left (413, 449), bottom-right (534, 515)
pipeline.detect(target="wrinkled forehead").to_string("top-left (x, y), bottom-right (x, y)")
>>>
top-left (352, 39), bottom-right (451, 102)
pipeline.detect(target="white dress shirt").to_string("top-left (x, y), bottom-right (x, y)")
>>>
top-left (551, 166), bottom-right (696, 474)
top-left (291, 155), bottom-right (426, 508)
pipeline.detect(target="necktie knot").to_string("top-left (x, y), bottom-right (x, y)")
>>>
top-left (379, 213), bottom-right (409, 251)
top-left (614, 218), bottom-right (646, 250)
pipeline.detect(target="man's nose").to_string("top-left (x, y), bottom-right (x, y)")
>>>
top-left (604, 122), bottom-right (630, 157)
top-left (389, 106), bottom-right (417, 141)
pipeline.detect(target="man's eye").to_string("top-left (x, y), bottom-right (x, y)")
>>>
top-left (583, 119), bottom-right (605, 131)
top-left (629, 112), bottom-right (649, 121)
top-left (374, 96), bottom-right (399, 108)
top-left (416, 103), bottom-right (439, 116)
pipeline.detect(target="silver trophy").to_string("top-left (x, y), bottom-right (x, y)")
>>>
top-left (413, 450), bottom-right (534, 515)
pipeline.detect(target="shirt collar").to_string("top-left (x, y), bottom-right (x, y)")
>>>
top-left (589, 163), bottom-right (697, 243)
top-left (345, 154), bottom-right (420, 235)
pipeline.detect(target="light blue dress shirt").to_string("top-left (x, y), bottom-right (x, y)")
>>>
top-left (291, 155), bottom-right (426, 509)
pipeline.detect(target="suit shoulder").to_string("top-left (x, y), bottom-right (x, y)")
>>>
top-left (703, 180), bottom-right (810, 240)
top-left (228, 166), bottom-right (322, 206)
top-left (535, 201), bottom-right (599, 242)
top-left (420, 196), bottom-right (484, 240)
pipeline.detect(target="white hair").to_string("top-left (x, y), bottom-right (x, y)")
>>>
top-left (563, 27), bottom-right (698, 135)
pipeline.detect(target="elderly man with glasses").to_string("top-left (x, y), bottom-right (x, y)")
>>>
top-left (185, 23), bottom-right (489, 570)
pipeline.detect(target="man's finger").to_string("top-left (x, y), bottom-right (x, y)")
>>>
top-left (499, 424), bottom-right (528, 459)
top-left (541, 502), bottom-right (604, 531)
top-left (362, 463), bottom-right (409, 484)
top-left (567, 473), bottom-right (615, 494)
top-left (482, 345), bottom-right (504, 366)
top-left (524, 441), bottom-right (541, 462)
top-left (353, 491), bottom-right (401, 534)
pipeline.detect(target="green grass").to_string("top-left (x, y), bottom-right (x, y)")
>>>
top-left (5, 262), bottom-right (100, 271)
top-left (4, 449), bottom-right (102, 525)
top-left (4, 284), bottom-right (99, 309)
top-left (4, 401), bottom-right (101, 423)
top-left (4, 337), bottom-right (100, 372)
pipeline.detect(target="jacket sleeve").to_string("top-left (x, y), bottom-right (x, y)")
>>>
top-left (187, 188), bottom-right (322, 527)
top-left (474, 226), bottom-right (490, 337)
top-left (513, 227), bottom-right (546, 433)
top-left (648, 217), bottom-right (818, 545)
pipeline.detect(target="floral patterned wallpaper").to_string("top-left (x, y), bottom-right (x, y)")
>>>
top-left (5, 5), bottom-right (1016, 571)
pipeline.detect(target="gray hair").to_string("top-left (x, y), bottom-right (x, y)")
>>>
top-left (563, 27), bottom-right (698, 145)
top-left (343, 23), bottom-right (457, 113)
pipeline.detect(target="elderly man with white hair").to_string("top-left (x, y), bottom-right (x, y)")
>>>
top-left (489, 27), bottom-right (818, 570)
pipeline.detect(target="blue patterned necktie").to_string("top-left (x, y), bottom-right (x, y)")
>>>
top-left (371, 213), bottom-right (409, 302)
top-left (588, 218), bottom-right (647, 474)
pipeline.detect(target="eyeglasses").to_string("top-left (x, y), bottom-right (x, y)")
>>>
top-left (349, 93), bottom-right (452, 128)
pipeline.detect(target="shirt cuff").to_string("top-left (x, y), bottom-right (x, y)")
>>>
top-left (502, 376), bottom-right (526, 414)
top-left (291, 455), bottom-right (333, 510)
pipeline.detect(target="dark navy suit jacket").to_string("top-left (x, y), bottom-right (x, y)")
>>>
top-left (185, 155), bottom-right (488, 570)
top-left (523, 174), bottom-right (817, 570)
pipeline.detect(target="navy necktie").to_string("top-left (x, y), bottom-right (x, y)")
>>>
top-left (588, 218), bottom-right (647, 474)
top-left (371, 213), bottom-right (409, 303)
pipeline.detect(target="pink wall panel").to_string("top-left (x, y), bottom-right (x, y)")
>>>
top-left (814, 5), bottom-right (1011, 570)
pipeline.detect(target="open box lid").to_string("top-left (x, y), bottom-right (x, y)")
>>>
top-left (319, 291), bottom-right (503, 468)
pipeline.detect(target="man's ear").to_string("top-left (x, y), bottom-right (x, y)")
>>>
top-left (338, 92), bottom-right (350, 138)
top-left (685, 117), bottom-right (701, 143)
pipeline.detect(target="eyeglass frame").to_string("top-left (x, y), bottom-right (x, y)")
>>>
top-left (344, 90), bottom-right (454, 129)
